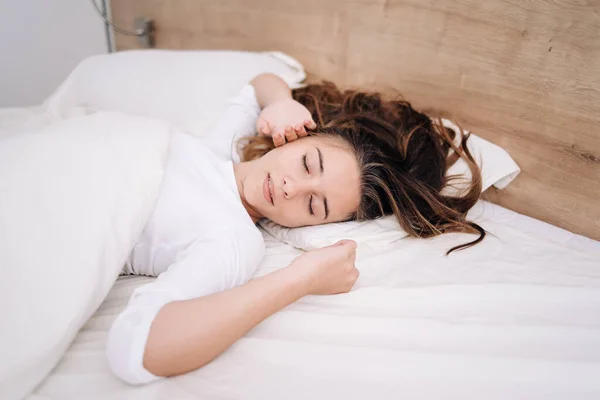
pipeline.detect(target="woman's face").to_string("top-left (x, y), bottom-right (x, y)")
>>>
top-left (239, 136), bottom-right (361, 228)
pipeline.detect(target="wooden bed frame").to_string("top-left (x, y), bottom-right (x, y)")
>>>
top-left (110, 0), bottom-right (600, 240)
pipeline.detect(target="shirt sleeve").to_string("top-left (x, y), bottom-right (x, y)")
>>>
top-left (205, 84), bottom-right (262, 163)
top-left (106, 228), bottom-right (264, 385)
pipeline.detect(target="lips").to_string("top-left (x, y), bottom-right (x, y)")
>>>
top-left (263, 173), bottom-right (274, 205)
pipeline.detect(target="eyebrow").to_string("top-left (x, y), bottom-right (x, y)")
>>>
top-left (316, 146), bottom-right (329, 220)
top-left (317, 146), bottom-right (324, 173)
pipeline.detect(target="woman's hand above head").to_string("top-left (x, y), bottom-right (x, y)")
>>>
top-left (256, 99), bottom-right (317, 147)
top-left (290, 239), bottom-right (359, 295)
top-left (250, 73), bottom-right (317, 147)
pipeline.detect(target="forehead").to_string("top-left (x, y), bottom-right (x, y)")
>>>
top-left (286, 135), bottom-right (349, 154)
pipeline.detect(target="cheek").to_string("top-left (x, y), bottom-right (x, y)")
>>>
top-left (247, 174), bottom-right (261, 198)
top-left (274, 153), bottom-right (294, 176)
top-left (331, 177), bottom-right (361, 220)
top-left (349, 179), bottom-right (362, 210)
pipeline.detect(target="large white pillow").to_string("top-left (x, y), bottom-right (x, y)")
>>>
top-left (44, 50), bottom-right (305, 137)
top-left (260, 121), bottom-right (520, 251)
top-left (0, 113), bottom-right (170, 399)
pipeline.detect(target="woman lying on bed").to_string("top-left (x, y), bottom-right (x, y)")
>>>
top-left (107, 73), bottom-right (483, 384)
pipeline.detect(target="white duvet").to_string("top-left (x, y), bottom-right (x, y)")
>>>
top-left (0, 112), bottom-right (171, 400)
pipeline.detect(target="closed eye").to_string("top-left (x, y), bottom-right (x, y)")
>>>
top-left (303, 155), bottom-right (314, 215)
top-left (302, 154), bottom-right (309, 173)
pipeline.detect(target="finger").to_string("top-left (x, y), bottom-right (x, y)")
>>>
top-left (349, 248), bottom-right (357, 263)
top-left (256, 118), bottom-right (265, 135)
top-left (341, 239), bottom-right (357, 251)
top-left (305, 119), bottom-right (317, 130)
top-left (262, 121), bottom-right (271, 136)
top-left (295, 124), bottom-right (308, 137)
top-left (273, 133), bottom-right (286, 147)
top-left (284, 125), bottom-right (298, 142)
top-left (256, 118), bottom-right (270, 136)
top-left (345, 269), bottom-right (360, 292)
top-left (334, 240), bottom-right (358, 254)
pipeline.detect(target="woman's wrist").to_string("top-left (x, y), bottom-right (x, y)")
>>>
top-left (260, 90), bottom-right (293, 107)
top-left (282, 259), bottom-right (314, 297)
top-left (250, 73), bottom-right (293, 108)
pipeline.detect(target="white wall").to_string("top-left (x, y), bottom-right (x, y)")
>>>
top-left (0, 0), bottom-right (107, 107)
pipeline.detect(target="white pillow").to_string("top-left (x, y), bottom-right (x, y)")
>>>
top-left (441, 119), bottom-right (519, 192)
top-left (0, 113), bottom-right (170, 399)
top-left (44, 50), bottom-right (305, 136)
top-left (260, 121), bottom-right (520, 251)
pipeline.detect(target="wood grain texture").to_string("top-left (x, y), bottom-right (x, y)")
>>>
top-left (111, 0), bottom-right (600, 240)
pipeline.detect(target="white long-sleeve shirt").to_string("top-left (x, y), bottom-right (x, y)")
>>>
top-left (107, 86), bottom-right (265, 385)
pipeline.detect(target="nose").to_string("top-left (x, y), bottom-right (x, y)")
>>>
top-left (282, 176), bottom-right (316, 199)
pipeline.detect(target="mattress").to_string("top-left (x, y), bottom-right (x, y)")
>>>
top-left (26, 198), bottom-right (600, 400)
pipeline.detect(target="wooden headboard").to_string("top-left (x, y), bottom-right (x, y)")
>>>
top-left (110, 0), bottom-right (600, 240)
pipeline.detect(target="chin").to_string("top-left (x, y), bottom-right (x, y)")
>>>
top-left (249, 202), bottom-right (267, 220)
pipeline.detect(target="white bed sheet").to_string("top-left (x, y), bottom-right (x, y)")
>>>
top-left (27, 200), bottom-right (600, 400)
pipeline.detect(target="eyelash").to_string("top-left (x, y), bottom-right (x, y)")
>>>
top-left (302, 155), bottom-right (314, 216)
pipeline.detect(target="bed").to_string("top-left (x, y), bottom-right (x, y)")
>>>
top-left (2, 0), bottom-right (600, 399)
top-left (29, 200), bottom-right (600, 399)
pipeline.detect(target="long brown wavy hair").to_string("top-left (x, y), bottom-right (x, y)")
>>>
top-left (241, 82), bottom-right (485, 254)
